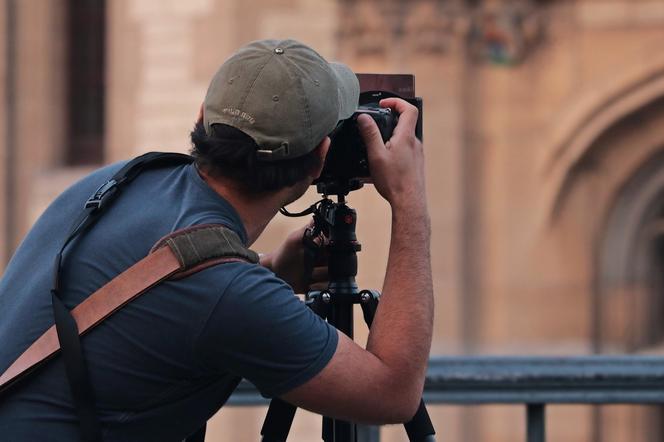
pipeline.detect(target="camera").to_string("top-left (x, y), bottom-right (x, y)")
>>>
top-left (314, 74), bottom-right (423, 196)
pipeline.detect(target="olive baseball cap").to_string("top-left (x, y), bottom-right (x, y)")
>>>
top-left (203, 39), bottom-right (360, 161)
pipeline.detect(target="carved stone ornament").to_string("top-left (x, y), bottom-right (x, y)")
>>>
top-left (337, 0), bottom-right (465, 56)
top-left (467, 1), bottom-right (545, 65)
top-left (337, 0), bottom-right (544, 64)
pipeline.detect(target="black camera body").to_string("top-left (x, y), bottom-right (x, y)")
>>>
top-left (319, 104), bottom-right (396, 184)
top-left (314, 81), bottom-right (423, 196)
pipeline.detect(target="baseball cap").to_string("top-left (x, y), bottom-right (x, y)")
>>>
top-left (203, 39), bottom-right (360, 161)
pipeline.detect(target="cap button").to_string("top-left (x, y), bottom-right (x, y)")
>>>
top-left (274, 47), bottom-right (284, 54)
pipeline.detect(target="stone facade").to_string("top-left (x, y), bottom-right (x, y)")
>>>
top-left (2, 0), bottom-right (664, 440)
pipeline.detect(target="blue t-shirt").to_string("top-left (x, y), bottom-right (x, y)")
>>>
top-left (0, 161), bottom-right (338, 441)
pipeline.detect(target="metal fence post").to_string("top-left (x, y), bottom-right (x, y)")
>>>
top-left (527, 403), bottom-right (545, 442)
top-left (357, 425), bottom-right (380, 442)
top-left (228, 356), bottom-right (664, 441)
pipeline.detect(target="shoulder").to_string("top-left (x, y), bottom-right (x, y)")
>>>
top-left (180, 260), bottom-right (294, 315)
top-left (226, 260), bottom-right (288, 286)
top-left (193, 259), bottom-right (308, 336)
top-left (213, 261), bottom-right (295, 307)
top-left (193, 261), bottom-right (338, 397)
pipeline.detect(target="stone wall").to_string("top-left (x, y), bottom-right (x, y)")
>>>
top-left (3, 0), bottom-right (664, 440)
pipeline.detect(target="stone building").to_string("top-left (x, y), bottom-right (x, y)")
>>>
top-left (2, 0), bottom-right (664, 440)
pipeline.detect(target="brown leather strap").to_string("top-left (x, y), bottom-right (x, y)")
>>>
top-left (0, 224), bottom-right (257, 394)
top-left (0, 246), bottom-right (180, 393)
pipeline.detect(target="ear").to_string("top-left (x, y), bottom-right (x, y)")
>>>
top-left (309, 137), bottom-right (331, 180)
top-left (196, 103), bottom-right (204, 125)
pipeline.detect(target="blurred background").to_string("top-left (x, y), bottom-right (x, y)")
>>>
top-left (1, 0), bottom-right (664, 440)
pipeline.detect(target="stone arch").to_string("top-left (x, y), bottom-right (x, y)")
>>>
top-left (594, 134), bottom-right (664, 350)
top-left (540, 54), bottom-right (664, 223)
top-left (534, 64), bottom-right (664, 350)
top-left (597, 149), bottom-right (664, 292)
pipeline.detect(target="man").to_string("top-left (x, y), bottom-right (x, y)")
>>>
top-left (0, 39), bottom-right (432, 440)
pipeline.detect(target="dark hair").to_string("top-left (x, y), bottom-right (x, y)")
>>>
top-left (190, 122), bottom-right (321, 193)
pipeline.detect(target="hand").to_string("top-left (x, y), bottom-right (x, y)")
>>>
top-left (357, 98), bottom-right (426, 213)
top-left (260, 223), bottom-right (329, 294)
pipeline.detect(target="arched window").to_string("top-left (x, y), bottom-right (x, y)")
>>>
top-left (66, 0), bottom-right (105, 165)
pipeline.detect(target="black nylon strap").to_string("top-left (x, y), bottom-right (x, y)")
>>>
top-left (52, 293), bottom-right (101, 441)
top-left (50, 152), bottom-right (193, 441)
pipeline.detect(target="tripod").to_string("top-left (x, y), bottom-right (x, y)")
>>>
top-left (260, 191), bottom-right (436, 442)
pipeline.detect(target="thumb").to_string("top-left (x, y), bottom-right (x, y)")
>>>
top-left (357, 114), bottom-right (385, 161)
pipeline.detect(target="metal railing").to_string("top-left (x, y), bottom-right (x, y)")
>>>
top-left (226, 356), bottom-right (664, 442)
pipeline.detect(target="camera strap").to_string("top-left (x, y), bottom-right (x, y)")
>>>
top-left (52, 152), bottom-right (193, 441)
top-left (0, 152), bottom-right (259, 441)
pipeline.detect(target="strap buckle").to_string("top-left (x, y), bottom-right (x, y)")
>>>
top-left (84, 179), bottom-right (118, 210)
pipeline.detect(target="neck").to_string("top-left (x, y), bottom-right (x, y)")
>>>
top-left (196, 168), bottom-right (285, 246)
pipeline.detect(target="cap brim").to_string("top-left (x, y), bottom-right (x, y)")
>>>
top-left (330, 62), bottom-right (360, 120)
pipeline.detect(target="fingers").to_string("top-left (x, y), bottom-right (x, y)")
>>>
top-left (290, 223), bottom-right (311, 243)
top-left (305, 267), bottom-right (329, 292)
top-left (379, 98), bottom-right (419, 139)
top-left (310, 266), bottom-right (328, 283)
top-left (357, 114), bottom-right (387, 163)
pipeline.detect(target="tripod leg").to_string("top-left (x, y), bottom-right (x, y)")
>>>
top-left (358, 290), bottom-right (380, 327)
top-left (357, 424), bottom-right (380, 442)
top-left (323, 415), bottom-right (354, 442)
top-left (260, 292), bottom-right (331, 442)
top-left (334, 419), bottom-right (356, 441)
top-left (261, 398), bottom-right (297, 442)
top-left (359, 291), bottom-right (436, 442)
top-left (323, 416), bottom-right (333, 442)
top-left (404, 401), bottom-right (436, 442)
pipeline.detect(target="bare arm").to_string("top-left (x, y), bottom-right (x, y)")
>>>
top-left (281, 98), bottom-right (433, 424)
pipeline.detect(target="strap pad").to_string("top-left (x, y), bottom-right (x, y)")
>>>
top-left (151, 224), bottom-right (259, 279)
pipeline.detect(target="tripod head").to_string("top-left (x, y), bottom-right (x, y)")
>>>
top-left (308, 196), bottom-right (360, 295)
top-left (281, 178), bottom-right (364, 270)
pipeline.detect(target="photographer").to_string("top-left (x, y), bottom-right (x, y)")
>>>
top-left (0, 39), bottom-right (432, 441)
